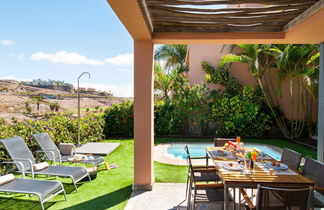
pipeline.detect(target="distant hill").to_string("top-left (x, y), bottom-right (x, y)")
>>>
top-left (0, 79), bottom-right (132, 122)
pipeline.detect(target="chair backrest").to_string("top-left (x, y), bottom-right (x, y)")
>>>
top-left (280, 148), bottom-right (302, 171)
top-left (214, 138), bottom-right (235, 147)
top-left (302, 158), bottom-right (324, 194)
top-left (255, 185), bottom-right (312, 210)
top-left (32, 132), bottom-right (60, 159)
top-left (0, 137), bottom-right (36, 171)
top-left (184, 145), bottom-right (193, 166)
top-left (184, 148), bottom-right (197, 184)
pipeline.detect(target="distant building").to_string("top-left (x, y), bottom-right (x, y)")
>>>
top-left (87, 88), bottom-right (96, 92)
top-left (21, 79), bottom-right (74, 92)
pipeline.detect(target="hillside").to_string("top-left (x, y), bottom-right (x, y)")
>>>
top-left (0, 79), bottom-right (132, 122)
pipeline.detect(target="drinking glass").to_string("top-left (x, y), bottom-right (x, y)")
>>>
top-left (245, 158), bottom-right (251, 171)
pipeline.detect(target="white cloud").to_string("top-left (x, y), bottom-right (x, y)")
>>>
top-left (30, 51), bottom-right (104, 65)
top-left (75, 82), bottom-right (133, 97)
top-left (30, 51), bottom-right (134, 67)
top-left (104, 53), bottom-right (133, 66)
top-left (0, 40), bottom-right (14, 46)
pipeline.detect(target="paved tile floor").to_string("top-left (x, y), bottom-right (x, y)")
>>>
top-left (125, 183), bottom-right (324, 210)
top-left (125, 183), bottom-right (224, 210)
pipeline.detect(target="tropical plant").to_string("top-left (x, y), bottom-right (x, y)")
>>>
top-left (31, 96), bottom-right (44, 111)
top-left (49, 102), bottom-right (60, 112)
top-left (174, 84), bottom-right (211, 136)
top-left (202, 61), bottom-right (272, 137)
top-left (154, 44), bottom-right (188, 73)
top-left (218, 44), bottom-right (291, 138)
top-left (270, 44), bottom-right (319, 137)
top-left (154, 62), bottom-right (176, 99)
top-left (25, 101), bottom-right (32, 114)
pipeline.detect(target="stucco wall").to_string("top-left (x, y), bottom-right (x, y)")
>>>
top-left (188, 44), bottom-right (318, 121)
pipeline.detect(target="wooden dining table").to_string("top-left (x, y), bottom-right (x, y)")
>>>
top-left (206, 147), bottom-right (314, 209)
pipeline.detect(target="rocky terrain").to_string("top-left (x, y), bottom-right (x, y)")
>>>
top-left (0, 79), bottom-right (131, 121)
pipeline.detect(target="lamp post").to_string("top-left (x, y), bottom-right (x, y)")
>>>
top-left (77, 72), bottom-right (91, 145)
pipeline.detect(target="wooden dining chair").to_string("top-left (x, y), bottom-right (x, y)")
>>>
top-left (280, 148), bottom-right (302, 171)
top-left (302, 158), bottom-right (324, 208)
top-left (184, 145), bottom-right (220, 201)
top-left (187, 161), bottom-right (231, 210)
top-left (214, 137), bottom-right (235, 147)
top-left (240, 185), bottom-right (312, 210)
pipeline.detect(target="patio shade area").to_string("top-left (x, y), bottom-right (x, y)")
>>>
top-left (106, 0), bottom-right (324, 190)
top-left (138, 0), bottom-right (320, 33)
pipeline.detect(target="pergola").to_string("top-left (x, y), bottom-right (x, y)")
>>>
top-left (106, 0), bottom-right (324, 190)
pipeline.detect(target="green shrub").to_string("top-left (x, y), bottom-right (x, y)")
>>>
top-left (0, 114), bottom-right (104, 146)
top-left (104, 100), bottom-right (183, 137)
top-left (104, 101), bottom-right (134, 137)
top-left (154, 101), bottom-right (181, 135)
top-left (211, 86), bottom-right (272, 137)
top-left (0, 114), bottom-right (105, 173)
top-left (202, 61), bottom-right (273, 137)
top-left (0, 117), bottom-right (6, 125)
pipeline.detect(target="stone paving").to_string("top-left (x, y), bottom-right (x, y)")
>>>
top-left (125, 183), bottom-right (224, 210)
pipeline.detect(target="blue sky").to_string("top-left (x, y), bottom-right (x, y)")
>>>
top-left (0, 0), bottom-right (134, 97)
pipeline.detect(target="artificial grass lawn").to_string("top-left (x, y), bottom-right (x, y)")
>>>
top-left (0, 139), bottom-right (187, 210)
top-left (0, 137), bottom-right (316, 209)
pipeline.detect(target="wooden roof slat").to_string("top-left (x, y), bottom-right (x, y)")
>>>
top-left (154, 21), bottom-right (287, 27)
top-left (146, 0), bottom-right (318, 6)
top-left (151, 13), bottom-right (299, 24)
top-left (154, 25), bottom-right (284, 33)
top-left (149, 7), bottom-right (304, 18)
top-left (147, 3), bottom-right (313, 13)
top-left (135, 0), bottom-right (321, 34)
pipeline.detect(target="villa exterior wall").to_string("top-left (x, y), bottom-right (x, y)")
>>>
top-left (188, 44), bottom-right (318, 121)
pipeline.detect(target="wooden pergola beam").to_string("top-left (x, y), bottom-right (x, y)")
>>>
top-left (285, 0), bottom-right (324, 31)
top-left (143, 0), bottom-right (320, 33)
top-left (147, 0), bottom-right (317, 6)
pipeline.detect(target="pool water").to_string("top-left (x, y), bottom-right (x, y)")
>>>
top-left (166, 143), bottom-right (282, 160)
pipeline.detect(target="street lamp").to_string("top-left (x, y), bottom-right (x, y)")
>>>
top-left (77, 72), bottom-right (91, 145)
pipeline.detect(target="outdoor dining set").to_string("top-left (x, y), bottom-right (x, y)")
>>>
top-left (185, 138), bottom-right (324, 210)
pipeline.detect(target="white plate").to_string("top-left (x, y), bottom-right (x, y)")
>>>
top-left (210, 150), bottom-right (228, 156)
top-left (265, 162), bottom-right (288, 171)
top-left (222, 163), bottom-right (244, 171)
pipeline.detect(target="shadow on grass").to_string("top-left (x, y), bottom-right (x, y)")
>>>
top-left (63, 183), bottom-right (84, 194)
top-left (0, 182), bottom-right (84, 210)
top-left (0, 196), bottom-right (55, 210)
top-left (62, 185), bottom-right (132, 210)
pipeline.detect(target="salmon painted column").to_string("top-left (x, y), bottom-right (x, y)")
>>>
top-left (318, 42), bottom-right (324, 162)
top-left (133, 40), bottom-right (154, 190)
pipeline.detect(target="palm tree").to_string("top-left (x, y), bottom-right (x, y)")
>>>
top-left (154, 62), bottom-right (176, 99)
top-left (218, 44), bottom-right (290, 138)
top-left (271, 44), bottom-right (319, 137)
top-left (31, 96), bottom-right (44, 111)
top-left (154, 45), bottom-right (188, 73)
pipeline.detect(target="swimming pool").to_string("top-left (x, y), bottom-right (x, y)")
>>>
top-left (166, 143), bottom-right (282, 160)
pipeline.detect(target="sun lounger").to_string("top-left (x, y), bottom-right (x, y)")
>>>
top-left (0, 137), bottom-right (90, 192)
top-left (32, 132), bottom-right (104, 167)
top-left (0, 173), bottom-right (66, 210)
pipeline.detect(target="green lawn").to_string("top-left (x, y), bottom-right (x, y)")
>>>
top-left (0, 138), bottom-right (317, 209)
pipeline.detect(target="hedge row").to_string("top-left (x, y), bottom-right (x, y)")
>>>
top-left (0, 114), bottom-right (105, 164)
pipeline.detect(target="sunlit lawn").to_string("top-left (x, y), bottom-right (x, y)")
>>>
top-left (0, 138), bottom-right (316, 209)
